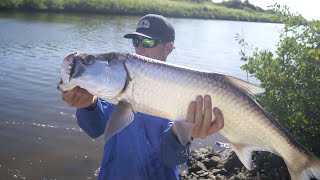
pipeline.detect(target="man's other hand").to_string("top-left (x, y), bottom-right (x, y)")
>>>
top-left (61, 86), bottom-right (97, 109)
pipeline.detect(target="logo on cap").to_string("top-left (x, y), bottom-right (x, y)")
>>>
top-left (137, 19), bottom-right (150, 29)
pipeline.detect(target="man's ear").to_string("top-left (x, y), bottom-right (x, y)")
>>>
top-left (165, 42), bottom-right (174, 55)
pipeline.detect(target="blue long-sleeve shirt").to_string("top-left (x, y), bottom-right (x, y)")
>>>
top-left (76, 99), bottom-right (190, 180)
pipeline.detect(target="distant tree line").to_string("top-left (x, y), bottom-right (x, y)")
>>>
top-left (216, 0), bottom-right (264, 12)
top-left (173, 0), bottom-right (212, 3)
top-left (0, 0), bottom-right (278, 22)
top-left (174, 0), bottom-right (267, 12)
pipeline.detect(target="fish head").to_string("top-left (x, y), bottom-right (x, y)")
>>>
top-left (58, 52), bottom-right (128, 100)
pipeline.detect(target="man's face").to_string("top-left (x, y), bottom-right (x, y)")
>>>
top-left (133, 36), bottom-right (173, 62)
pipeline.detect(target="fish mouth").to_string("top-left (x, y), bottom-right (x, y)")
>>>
top-left (57, 52), bottom-right (82, 91)
top-left (62, 53), bottom-right (78, 82)
top-left (63, 52), bottom-right (92, 82)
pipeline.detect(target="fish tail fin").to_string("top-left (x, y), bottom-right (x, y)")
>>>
top-left (287, 155), bottom-right (320, 180)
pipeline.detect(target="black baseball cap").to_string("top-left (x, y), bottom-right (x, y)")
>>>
top-left (124, 14), bottom-right (175, 42)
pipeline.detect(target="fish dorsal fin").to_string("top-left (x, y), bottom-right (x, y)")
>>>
top-left (226, 76), bottom-right (265, 95)
top-left (104, 101), bottom-right (134, 142)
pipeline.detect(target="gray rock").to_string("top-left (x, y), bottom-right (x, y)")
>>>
top-left (179, 146), bottom-right (292, 180)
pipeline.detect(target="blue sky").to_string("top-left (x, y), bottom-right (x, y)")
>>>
top-left (212, 0), bottom-right (320, 20)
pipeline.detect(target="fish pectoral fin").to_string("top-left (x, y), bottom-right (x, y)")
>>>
top-left (173, 120), bottom-right (194, 146)
top-left (226, 76), bottom-right (265, 95)
top-left (104, 101), bottom-right (134, 142)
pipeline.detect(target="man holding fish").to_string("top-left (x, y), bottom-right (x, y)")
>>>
top-left (61, 14), bottom-right (224, 180)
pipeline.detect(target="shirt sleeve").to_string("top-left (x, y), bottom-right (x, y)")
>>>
top-left (76, 98), bottom-right (115, 138)
top-left (160, 121), bottom-right (191, 166)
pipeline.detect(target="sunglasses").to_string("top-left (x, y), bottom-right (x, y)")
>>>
top-left (132, 37), bottom-right (162, 48)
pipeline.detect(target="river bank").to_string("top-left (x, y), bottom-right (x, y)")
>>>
top-left (179, 145), bottom-right (291, 180)
top-left (0, 0), bottom-right (278, 23)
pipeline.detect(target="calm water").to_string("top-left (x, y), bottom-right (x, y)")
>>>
top-left (0, 12), bottom-right (283, 179)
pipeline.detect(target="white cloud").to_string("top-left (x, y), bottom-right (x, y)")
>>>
top-left (212, 0), bottom-right (320, 20)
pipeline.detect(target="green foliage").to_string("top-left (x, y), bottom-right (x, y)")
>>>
top-left (173, 0), bottom-right (212, 3)
top-left (0, 0), bottom-right (23, 9)
top-left (175, 0), bottom-right (212, 3)
top-left (237, 5), bottom-right (320, 156)
top-left (45, 0), bottom-right (64, 10)
top-left (21, 0), bottom-right (48, 10)
top-left (0, 0), bottom-right (278, 23)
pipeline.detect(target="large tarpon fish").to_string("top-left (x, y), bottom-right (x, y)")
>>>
top-left (58, 52), bottom-right (320, 180)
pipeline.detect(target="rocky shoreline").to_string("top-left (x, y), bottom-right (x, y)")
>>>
top-left (179, 144), bottom-right (292, 180)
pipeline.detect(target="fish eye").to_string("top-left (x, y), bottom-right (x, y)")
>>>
top-left (82, 55), bottom-right (96, 65)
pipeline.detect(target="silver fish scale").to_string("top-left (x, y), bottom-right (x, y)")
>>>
top-left (117, 54), bottom-right (311, 173)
